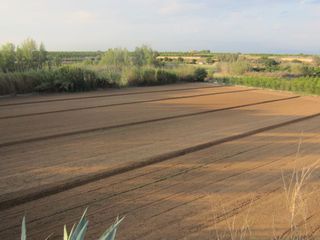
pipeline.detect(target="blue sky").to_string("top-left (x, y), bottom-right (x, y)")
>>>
top-left (0, 0), bottom-right (319, 53)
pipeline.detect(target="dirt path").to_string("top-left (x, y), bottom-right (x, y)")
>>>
top-left (0, 83), bottom-right (320, 239)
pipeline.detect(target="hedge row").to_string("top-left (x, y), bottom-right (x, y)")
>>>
top-left (215, 76), bottom-right (320, 95)
top-left (0, 66), bottom-right (208, 95)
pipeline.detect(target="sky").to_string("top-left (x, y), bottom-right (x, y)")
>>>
top-left (0, 0), bottom-right (319, 53)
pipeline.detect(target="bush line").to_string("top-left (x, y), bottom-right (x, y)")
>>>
top-left (214, 76), bottom-right (320, 95)
top-left (0, 66), bottom-right (208, 95)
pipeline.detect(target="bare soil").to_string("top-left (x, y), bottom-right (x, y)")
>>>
top-left (0, 83), bottom-right (320, 239)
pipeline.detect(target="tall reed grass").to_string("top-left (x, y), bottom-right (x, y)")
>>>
top-left (0, 65), bottom-right (207, 95)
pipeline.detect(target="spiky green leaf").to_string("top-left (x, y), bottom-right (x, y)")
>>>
top-left (98, 216), bottom-right (124, 240)
top-left (21, 216), bottom-right (26, 240)
top-left (70, 208), bottom-right (88, 240)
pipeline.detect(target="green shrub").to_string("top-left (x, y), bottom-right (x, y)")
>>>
top-left (126, 67), bottom-right (178, 86)
top-left (0, 66), bottom-right (111, 94)
top-left (156, 69), bottom-right (178, 84)
top-left (35, 67), bottom-right (100, 92)
top-left (215, 61), bottom-right (251, 75)
top-left (194, 68), bottom-right (208, 82)
top-left (0, 71), bottom-right (43, 95)
top-left (259, 57), bottom-right (280, 71)
top-left (171, 65), bottom-right (195, 82)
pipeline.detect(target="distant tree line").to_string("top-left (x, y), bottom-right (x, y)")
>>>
top-left (99, 45), bottom-right (160, 68)
top-left (0, 39), bottom-right (49, 72)
top-left (0, 39), bottom-right (164, 73)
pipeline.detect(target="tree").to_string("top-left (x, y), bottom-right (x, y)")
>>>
top-left (259, 57), bottom-right (279, 71)
top-left (206, 57), bottom-right (214, 64)
top-left (177, 57), bottom-right (184, 63)
top-left (0, 43), bottom-right (16, 72)
top-left (217, 53), bottom-right (239, 62)
top-left (38, 42), bottom-right (47, 69)
top-left (100, 48), bottom-right (130, 68)
top-left (0, 39), bottom-right (48, 71)
top-left (16, 38), bottom-right (38, 70)
top-left (132, 45), bottom-right (159, 67)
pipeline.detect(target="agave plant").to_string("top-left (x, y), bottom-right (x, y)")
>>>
top-left (21, 208), bottom-right (124, 240)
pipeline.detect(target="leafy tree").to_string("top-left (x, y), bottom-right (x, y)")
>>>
top-left (49, 55), bottom-right (62, 68)
top-left (100, 48), bottom-right (130, 68)
top-left (259, 57), bottom-right (279, 71)
top-left (206, 57), bottom-right (214, 64)
top-left (132, 45), bottom-right (159, 67)
top-left (0, 43), bottom-right (16, 72)
top-left (217, 53), bottom-right (239, 62)
top-left (199, 50), bottom-right (210, 54)
top-left (38, 42), bottom-right (48, 69)
top-left (16, 38), bottom-right (38, 70)
top-left (177, 57), bottom-right (184, 63)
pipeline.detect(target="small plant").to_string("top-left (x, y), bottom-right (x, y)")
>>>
top-left (194, 68), bottom-right (208, 82)
top-left (21, 208), bottom-right (124, 240)
top-left (282, 160), bottom-right (319, 233)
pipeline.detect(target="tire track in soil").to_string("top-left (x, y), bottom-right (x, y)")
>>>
top-left (173, 189), bottom-right (281, 240)
top-left (0, 141), bottom-right (275, 232)
top-left (275, 214), bottom-right (315, 239)
top-left (4, 134), bottom-right (314, 236)
top-left (2, 122), bottom-right (320, 240)
top-left (0, 89), bottom-right (256, 120)
top-left (138, 150), bottom-right (320, 240)
top-left (275, 192), bottom-right (320, 239)
top-left (131, 184), bottom-right (282, 240)
top-left (63, 136), bottom-right (320, 239)
top-left (131, 155), bottom-right (304, 238)
top-left (11, 145), bottom-right (287, 239)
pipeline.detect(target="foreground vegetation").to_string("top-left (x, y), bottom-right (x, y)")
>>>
top-left (21, 209), bottom-right (123, 240)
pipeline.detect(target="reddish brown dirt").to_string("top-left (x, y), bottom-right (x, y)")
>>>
top-left (0, 83), bottom-right (320, 240)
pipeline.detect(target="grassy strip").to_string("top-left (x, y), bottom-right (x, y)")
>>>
top-left (0, 66), bottom-right (207, 95)
top-left (214, 75), bottom-right (320, 95)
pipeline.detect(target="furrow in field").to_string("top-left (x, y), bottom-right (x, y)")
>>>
top-left (0, 88), bottom-right (255, 120)
top-left (0, 116), bottom-right (319, 240)
top-left (0, 85), bottom-right (237, 119)
top-left (126, 152), bottom-right (319, 240)
top-left (1, 107), bottom-right (319, 211)
top-left (0, 84), bottom-right (223, 107)
top-left (125, 144), bottom-right (320, 239)
top-left (0, 95), bottom-right (300, 147)
top-left (0, 92), bottom-right (319, 208)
